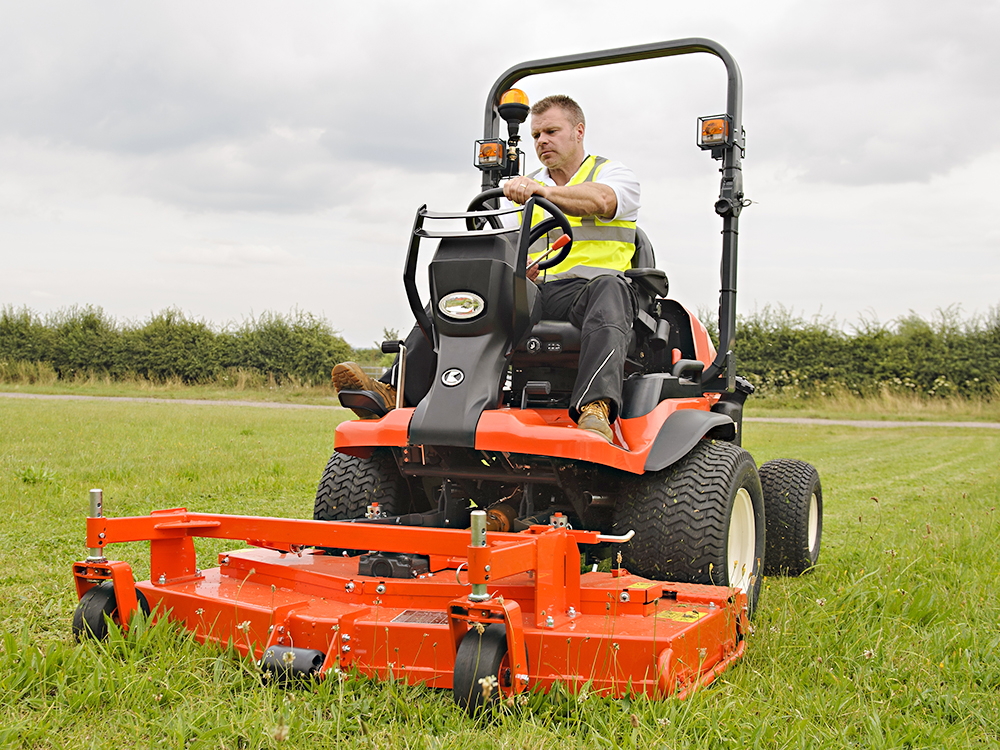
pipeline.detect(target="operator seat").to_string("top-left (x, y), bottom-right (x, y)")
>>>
top-left (510, 227), bottom-right (672, 404)
top-left (513, 227), bottom-right (659, 355)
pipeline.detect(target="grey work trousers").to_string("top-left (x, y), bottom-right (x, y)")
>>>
top-left (382, 275), bottom-right (637, 423)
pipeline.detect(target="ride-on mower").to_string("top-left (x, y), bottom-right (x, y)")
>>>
top-left (73, 39), bottom-right (823, 714)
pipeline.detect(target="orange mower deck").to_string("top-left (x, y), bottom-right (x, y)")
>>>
top-left (73, 506), bottom-right (748, 700)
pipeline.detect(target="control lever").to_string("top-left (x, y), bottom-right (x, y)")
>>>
top-left (526, 233), bottom-right (571, 271)
top-left (381, 340), bottom-right (407, 409)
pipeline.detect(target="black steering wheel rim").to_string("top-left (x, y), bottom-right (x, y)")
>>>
top-left (521, 197), bottom-right (574, 270)
top-left (465, 188), bottom-right (508, 230)
top-left (465, 188), bottom-right (574, 271)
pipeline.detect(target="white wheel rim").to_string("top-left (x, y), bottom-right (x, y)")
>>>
top-left (807, 492), bottom-right (819, 553)
top-left (728, 488), bottom-right (756, 592)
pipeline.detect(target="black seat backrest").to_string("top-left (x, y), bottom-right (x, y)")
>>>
top-left (631, 226), bottom-right (656, 269)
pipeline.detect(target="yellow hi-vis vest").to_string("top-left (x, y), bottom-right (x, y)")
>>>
top-left (523, 155), bottom-right (637, 277)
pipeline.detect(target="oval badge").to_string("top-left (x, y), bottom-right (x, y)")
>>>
top-left (438, 292), bottom-right (485, 320)
top-left (441, 368), bottom-right (465, 387)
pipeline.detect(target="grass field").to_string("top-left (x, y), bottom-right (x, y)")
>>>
top-left (1, 394), bottom-right (998, 748)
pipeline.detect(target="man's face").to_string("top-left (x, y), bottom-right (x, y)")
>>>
top-left (530, 106), bottom-right (584, 173)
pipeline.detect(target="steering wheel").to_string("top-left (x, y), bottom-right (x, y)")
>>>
top-left (466, 187), bottom-right (574, 271)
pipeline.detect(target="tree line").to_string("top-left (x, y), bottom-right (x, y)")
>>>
top-left (1, 304), bottom-right (998, 397)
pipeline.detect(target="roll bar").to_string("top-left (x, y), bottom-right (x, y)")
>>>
top-left (480, 38), bottom-right (744, 389)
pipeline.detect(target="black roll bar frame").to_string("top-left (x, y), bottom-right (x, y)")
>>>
top-left (480, 38), bottom-right (744, 388)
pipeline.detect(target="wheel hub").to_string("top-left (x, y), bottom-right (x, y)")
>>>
top-left (807, 492), bottom-right (819, 552)
top-left (728, 488), bottom-right (756, 592)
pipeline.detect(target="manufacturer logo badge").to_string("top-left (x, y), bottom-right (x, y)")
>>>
top-left (438, 292), bottom-right (485, 320)
top-left (441, 368), bottom-right (464, 387)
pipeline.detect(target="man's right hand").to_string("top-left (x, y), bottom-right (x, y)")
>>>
top-left (504, 177), bottom-right (545, 205)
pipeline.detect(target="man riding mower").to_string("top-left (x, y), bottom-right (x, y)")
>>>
top-left (73, 40), bottom-right (822, 714)
top-left (337, 91), bottom-right (640, 443)
top-left (323, 39), bottom-right (823, 610)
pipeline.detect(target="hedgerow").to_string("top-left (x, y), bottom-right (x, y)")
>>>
top-left (730, 306), bottom-right (1000, 399)
top-left (0, 306), bottom-right (352, 386)
top-left (1, 304), bottom-right (997, 397)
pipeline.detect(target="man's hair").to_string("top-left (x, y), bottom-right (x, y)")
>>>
top-left (531, 95), bottom-right (585, 127)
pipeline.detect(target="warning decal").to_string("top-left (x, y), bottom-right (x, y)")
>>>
top-left (656, 607), bottom-right (708, 623)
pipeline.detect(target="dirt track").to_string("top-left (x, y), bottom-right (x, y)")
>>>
top-left (746, 416), bottom-right (1000, 429)
top-left (0, 391), bottom-right (336, 410)
top-left (3, 391), bottom-right (999, 429)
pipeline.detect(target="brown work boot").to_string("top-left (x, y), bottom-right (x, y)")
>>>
top-left (332, 362), bottom-right (397, 418)
top-left (577, 399), bottom-right (613, 442)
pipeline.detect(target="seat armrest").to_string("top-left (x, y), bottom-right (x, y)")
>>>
top-left (625, 268), bottom-right (669, 298)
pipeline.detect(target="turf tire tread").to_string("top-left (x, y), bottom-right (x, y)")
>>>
top-left (612, 440), bottom-right (764, 607)
top-left (314, 449), bottom-right (408, 521)
top-left (759, 459), bottom-right (822, 576)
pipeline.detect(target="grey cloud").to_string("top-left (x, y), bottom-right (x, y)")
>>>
top-left (160, 242), bottom-right (296, 268)
top-left (745, 0), bottom-right (1000, 185)
top-left (129, 128), bottom-right (351, 213)
top-left (1, 8), bottom-right (262, 151)
top-left (8, 0), bottom-right (996, 198)
top-left (0, 2), bottom-right (492, 213)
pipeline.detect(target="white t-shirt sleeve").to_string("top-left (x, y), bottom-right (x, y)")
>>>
top-left (594, 160), bottom-right (640, 222)
top-left (495, 159), bottom-right (639, 225)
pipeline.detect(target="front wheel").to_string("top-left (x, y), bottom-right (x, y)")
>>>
top-left (314, 448), bottom-right (417, 521)
top-left (72, 580), bottom-right (150, 641)
top-left (759, 459), bottom-right (822, 575)
top-left (613, 439), bottom-right (766, 617)
top-left (314, 449), bottom-right (421, 555)
top-left (453, 624), bottom-right (515, 717)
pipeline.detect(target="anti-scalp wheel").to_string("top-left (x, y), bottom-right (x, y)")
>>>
top-left (453, 623), bottom-right (515, 717)
top-left (72, 580), bottom-right (150, 641)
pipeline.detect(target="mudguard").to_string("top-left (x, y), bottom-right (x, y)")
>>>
top-left (643, 409), bottom-right (735, 472)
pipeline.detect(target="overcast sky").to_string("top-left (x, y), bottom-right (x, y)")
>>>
top-left (1, 1), bottom-right (997, 347)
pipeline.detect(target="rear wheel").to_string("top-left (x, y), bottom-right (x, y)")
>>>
top-left (613, 439), bottom-right (765, 616)
top-left (759, 459), bottom-right (822, 575)
top-left (72, 580), bottom-right (150, 641)
top-left (453, 624), bottom-right (514, 717)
